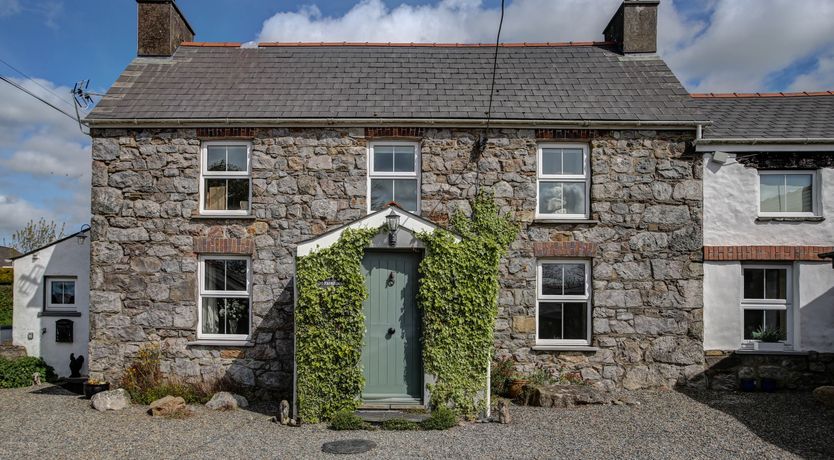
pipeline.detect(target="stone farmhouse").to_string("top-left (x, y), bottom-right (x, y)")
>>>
top-left (83, 0), bottom-right (833, 409)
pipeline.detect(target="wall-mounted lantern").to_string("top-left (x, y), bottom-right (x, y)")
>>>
top-left (386, 210), bottom-right (400, 247)
top-left (76, 224), bottom-right (91, 244)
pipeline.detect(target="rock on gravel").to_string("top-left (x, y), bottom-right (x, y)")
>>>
top-left (813, 386), bottom-right (834, 409)
top-left (205, 392), bottom-right (248, 411)
top-left (148, 396), bottom-right (186, 416)
top-left (90, 389), bottom-right (130, 412)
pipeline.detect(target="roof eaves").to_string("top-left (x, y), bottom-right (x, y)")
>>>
top-left (10, 229), bottom-right (90, 261)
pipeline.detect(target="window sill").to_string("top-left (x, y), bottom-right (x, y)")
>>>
top-left (756, 216), bottom-right (824, 222)
top-left (191, 214), bottom-right (257, 221)
top-left (533, 219), bottom-right (598, 225)
top-left (187, 340), bottom-right (254, 347)
top-left (38, 311), bottom-right (82, 317)
top-left (532, 345), bottom-right (598, 352)
top-left (734, 349), bottom-right (807, 356)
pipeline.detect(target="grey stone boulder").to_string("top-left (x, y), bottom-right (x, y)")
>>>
top-left (205, 391), bottom-right (249, 411)
top-left (149, 396), bottom-right (186, 416)
top-left (813, 386), bottom-right (834, 409)
top-left (91, 389), bottom-right (131, 412)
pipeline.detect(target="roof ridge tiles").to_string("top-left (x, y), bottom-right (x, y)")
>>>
top-left (691, 91), bottom-right (834, 99)
top-left (253, 41), bottom-right (616, 48)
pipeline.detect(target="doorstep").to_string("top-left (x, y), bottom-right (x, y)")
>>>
top-left (355, 410), bottom-right (429, 425)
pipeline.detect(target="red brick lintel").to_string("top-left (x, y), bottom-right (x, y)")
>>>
top-left (704, 245), bottom-right (834, 262)
top-left (193, 237), bottom-right (254, 255)
top-left (533, 242), bottom-right (597, 258)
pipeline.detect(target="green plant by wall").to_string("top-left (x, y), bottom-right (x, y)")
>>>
top-left (418, 191), bottom-right (518, 417)
top-left (0, 357), bottom-right (56, 388)
top-left (295, 227), bottom-right (378, 423)
top-left (0, 285), bottom-right (12, 327)
top-left (0, 267), bottom-right (12, 284)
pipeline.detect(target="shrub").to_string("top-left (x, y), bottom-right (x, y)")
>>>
top-left (0, 267), bottom-right (12, 285)
top-left (0, 357), bottom-right (56, 388)
top-left (329, 410), bottom-right (370, 431)
top-left (0, 285), bottom-right (12, 327)
top-left (752, 326), bottom-right (783, 343)
top-left (119, 343), bottom-right (224, 405)
top-left (490, 357), bottom-right (514, 397)
top-left (529, 369), bottom-right (557, 386)
top-left (419, 406), bottom-right (458, 431)
top-left (382, 418), bottom-right (420, 431)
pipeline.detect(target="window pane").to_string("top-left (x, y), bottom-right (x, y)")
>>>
top-left (541, 264), bottom-right (563, 296)
top-left (538, 302), bottom-right (563, 339)
top-left (226, 146), bottom-right (248, 172)
top-left (541, 148), bottom-right (562, 175)
top-left (563, 302), bottom-right (587, 340)
top-left (743, 269), bottom-right (765, 299)
top-left (205, 179), bottom-right (227, 210)
top-left (207, 146), bottom-right (227, 172)
top-left (563, 264), bottom-right (586, 295)
top-left (562, 149), bottom-right (584, 175)
top-left (394, 179), bottom-right (418, 212)
top-left (394, 146), bottom-right (416, 172)
top-left (51, 282), bottom-right (63, 304)
top-left (204, 259), bottom-right (226, 291)
top-left (64, 282), bottom-right (75, 304)
top-left (759, 175), bottom-right (784, 212)
top-left (370, 179), bottom-right (394, 211)
top-left (225, 179), bottom-right (249, 211)
top-left (373, 146), bottom-right (394, 172)
top-left (226, 260), bottom-right (248, 292)
top-left (743, 309), bottom-right (764, 340)
top-left (539, 182), bottom-right (585, 215)
top-left (202, 297), bottom-right (250, 335)
top-left (785, 175), bottom-right (812, 212)
top-left (764, 309), bottom-right (787, 340)
top-left (764, 269), bottom-right (787, 300)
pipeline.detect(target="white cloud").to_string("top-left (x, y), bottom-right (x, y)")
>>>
top-left (254, 0), bottom-right (834, 93)
top-left (788, 51), bottom-right (834, 91)
top-left (0, 77), bottom-right (90, 240)
top-left (0, 0), bottom-right (22, 17)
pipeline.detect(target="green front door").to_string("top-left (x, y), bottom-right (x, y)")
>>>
top-left (361, 251), bottom-right (422, 403)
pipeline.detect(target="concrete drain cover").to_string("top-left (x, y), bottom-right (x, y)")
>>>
top-left (321, 439), bottom-right (377, 455)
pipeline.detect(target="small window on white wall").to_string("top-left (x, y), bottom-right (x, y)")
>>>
top-left (537, 144), bottom-right (590, 219)
top-left (368, 142), bottom-right (419, 213)
top-left (46, 277), bottom-right (76, 311)
top-left (200, 142), bottom-right (251, 215)
top-left (536, 260), bottom-right (591, 346)
top-left (758, 171), bottom-right (817, 217)
top-left (741, 265), bottom-right (792, 345)
top-left (198, 256), bottom-right (251, 340)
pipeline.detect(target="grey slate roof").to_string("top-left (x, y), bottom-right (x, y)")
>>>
top-left (693, 94), bottom-right (834, 140)
top-left (87, 44), bottom-right (703, 123)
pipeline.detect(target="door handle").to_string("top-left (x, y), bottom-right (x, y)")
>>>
top-left (387, 327), bottom-right (396, 335)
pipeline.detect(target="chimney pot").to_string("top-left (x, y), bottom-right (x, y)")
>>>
top-left (137, 0), bottom-right (195, 57)
top-left (603, 0), bottom-right (659, 54)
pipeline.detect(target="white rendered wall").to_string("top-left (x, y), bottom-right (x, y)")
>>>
top-left (702, 153), bottom-right (834, 246)
top-left (12, 235), bottom-right (90, 377)
top-left (705, 261), bottom-right (834, 353)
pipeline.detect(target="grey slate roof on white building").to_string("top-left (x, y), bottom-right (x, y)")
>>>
top-left (87, 43), bottom-right (704, 123)
top-left (693, 94), bottom-right (834, 140)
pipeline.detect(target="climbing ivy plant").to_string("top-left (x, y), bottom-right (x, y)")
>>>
top-left (418, 191), bottom-right (518, 416)
top-left (295, 227), bottom-right (377, 422)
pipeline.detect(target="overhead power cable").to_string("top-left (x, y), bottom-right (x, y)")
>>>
top-left (0, 57), bottom-right (76, 110)
top-left (0, 75), bottom-right (80, 123)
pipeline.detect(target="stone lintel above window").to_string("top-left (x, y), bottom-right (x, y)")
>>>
top-left (533, 241), bottom-right (597, 258)
top-left (193, 237), bottom-right (254, 255)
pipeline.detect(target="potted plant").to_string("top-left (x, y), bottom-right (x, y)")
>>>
top-left (83, 378), bottom-right (110, 399)
top-left (507, 372), bottom-right (529, 399)
top-left (220, 300), bottom-right (246, 334)
top-left (751, 326), bottom-right (784, 351)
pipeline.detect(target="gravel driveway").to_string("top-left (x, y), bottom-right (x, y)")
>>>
top-left (0, 385), bottom-right (831, 459)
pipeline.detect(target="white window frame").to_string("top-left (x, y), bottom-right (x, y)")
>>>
top-left (535, 259), bottom-right (592, 346)
top-left (757, 170), bottom-right (819, 218)
top-left (197, 255), bottom-right (252, 341)
top-left (45, 277), bottom-right (77, 311)
top-left (536, 143), bottom-right (591, 220)
top-left (199, 141), bottom-right (252, 216)
top-left (740, 264), bottom-right (793, 346)
top-left (367, 141), bottom-right (421, 214)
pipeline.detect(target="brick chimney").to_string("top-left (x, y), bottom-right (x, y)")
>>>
top-left (136, 0), bottom-right (195, 57)
top-left (603, 0), bottom-right (659, 54)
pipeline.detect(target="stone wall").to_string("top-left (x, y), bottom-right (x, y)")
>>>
top-left (89, 127), bottom-right (702, 398)
top-left (703, 351), bottom-right (834, 391)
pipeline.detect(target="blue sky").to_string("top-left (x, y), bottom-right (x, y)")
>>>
top-left (1, 0), bottom-right (833, 242)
